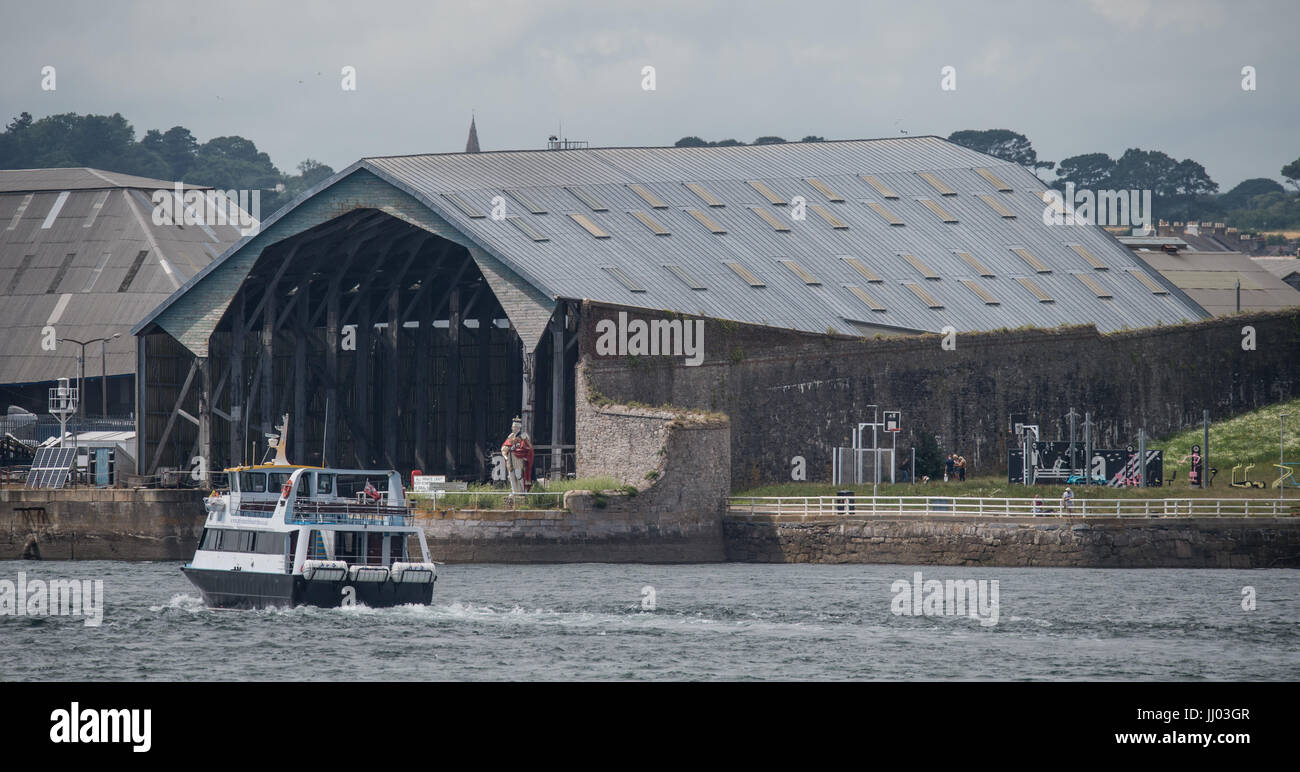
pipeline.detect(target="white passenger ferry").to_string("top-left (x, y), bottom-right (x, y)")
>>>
top-left (181, 418), bottom-right (437, 608)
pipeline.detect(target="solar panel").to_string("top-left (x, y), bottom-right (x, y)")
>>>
top-left (959, 279), bottom-right (1000, 305)
top-left (686, 209), bottom-right (726, 234)
top-left (847, 285), bottom-right (886, 312)
top-left (748, 180), bottom-right (786, 205)
top-left (780, 259), bottom-right (822, 285)
top-left (664, 264), bottom-right (707, 290)
top-left (1016, 277), bottom-right (1054, 302)
top-left (917, 172), bottom-right (956, 196)
top-left (1129, 269), bottom-right (1170, 295)
top-left (841, 256), bottom-right (884, 283)
top-left (1012, 247), bottom-right (1051, 273)
top-left (866, 201), bottom-right (904, 226)
top-left (918, 198), bottom-right (959, 223)
top-left (27, 446), bottom-right (76, 489)
top-left (726, 261), bottom-right (766, 287)
top-left (685, 182), bottom-right (725, 207)
top-left (441, 192), bottom-right (486, 219)
top-left (1068, 244), bottom-right (1108, 270)
top-left (806, 178), bottom-right (845, 202)
top-left (902, 253), bottom-right (941, 280)
top-left (569, 213), bottom-right (611, 238)
top-left (976, 193), bottom-right (1016, 218)
top-left (904, 282), bottom-right (944, 309)
top-left (507, 217), bottom-right (549, 242)
top-left (860, 175), bottom-right (900, 199)
top-left (1075, 273), bottom-right (1113, 298)
top-left (506, 189), bottom-right (548, 215)
top-left (603, 265), bottom-right (646, 292)
top-left (629, 210), bottom-right (670, 236)
top-left (565, 186), bottom-right (609, 211)
top-left (975, 168), bottom-right (1014, 192)
top-left (628, 184), bottom-right (669, 209)
top-left (956, 251), bottom-right (994, 277)
top-left (810, 204), bottom-right (848, 229)
top-left (750, 206), bottom-right (791, 232)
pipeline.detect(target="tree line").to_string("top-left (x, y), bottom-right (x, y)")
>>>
top-left (672, 129), bottom-right (1300, 232)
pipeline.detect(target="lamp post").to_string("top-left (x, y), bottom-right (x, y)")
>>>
top-left (1282, 414), bottom-right (1289, 501)
top-left (60, 335), bottom-right (120, 420)
top-left (100, 333), bottom-right (121, 417)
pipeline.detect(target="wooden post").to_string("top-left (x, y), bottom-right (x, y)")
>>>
top-left (261, 278), bottom-right (276, 440)
top-left (230, 293), bottom-right (245, 467)
top-left (354, 284), bottom-right (371, 467)
top-left (198, 356), bottom-right (211, 483)
top-left (520, 336), bottom-right (536, 441)
top-left (385, 278), bottom-right (400, 468)
top-left (294, 279), bottom-right (308, 464)
top-left (415, 280), bottom-right (432, 473)
top-left (550, 307), bottom-right (565, 480)
top-left (443, 287), bottom-right (461, 474)
top-left (136, 334), bottom-right (147, 473)
top-left (325, 274), bottom-right (340, 468)
top-left (474, 302), bottom-right (491, 480)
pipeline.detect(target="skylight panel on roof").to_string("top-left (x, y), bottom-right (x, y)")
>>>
top-left (751, 206), bottom-right (791, 232)
top-left (918, 198), bottom-right (959, 223)
top-left (959, 279), bottom-right (1000, 305)
top-left (976, 194), bottom-right (1016, 218)
top-left (629, 210), bottom-right (670, 236)
top-left (1011, 247), bottom-right (1051, 273)
top-left (565, 186), bottom-right (608, 211)
top-left (442, 192), bottom-right (486, 218)
top-left (902, 253), bottom-right (941, 280)
top-left (83, 190), bottom-right (109, 228)
top-left (806, 178), bottom-right (845, 202)
top-left (507, 216), bottom-right (549, 242)
top-left (569, 213), bottom-right (610, 238)
top-left (506, 189), bottom-right (547, 215)
top-left (7, 193), bottom-right (33, 231)
top-left (847, 285), bottom-right (886, 312)
top-left (686, 209), bottom-right (726, 234)
top-left (665, 264), bottom-right (707, 290)
top-left (1129, 269), bottom-right (1169, 295)
top-left (841, 256), bottom-right (884, 283)
top-left (779, 259), bottom-right (821, 285)
top-left (725, 261), bottom-right (766, 287)
top-left (748, 180), bottom-right (786, 205)
top-left (956, 251), bottom-right (994, 277)
top-left (975, 168), bottom-right (1014, 192)
top-left (1016, 277), bottom-right (1054, 302)
top-left (860, 175), bottom-right (900, 199)
top-left (628, 184), bottom-right (668, 209)
top-left (603, 265), bottom-right (646, 292)
top-left (866, 201), bottom-right (904, 226)
top-left (1075, 273), bottom-right (1113, 298)
top-left (1068, 244), bottom-right (1108, 270)
top-left (42, 191), bottom-right (70, 229)
top-left (917, 172), bottom-right (956, 196)
top-left (904, 282), bottom-right (944, 308)
top-left (810, 204), bottom-right (848, 229)
top-left (685, 182), bottom-right (724, 207)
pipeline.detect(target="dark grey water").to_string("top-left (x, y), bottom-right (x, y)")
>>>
top-left (1, 560), bottom-right (1296, 680)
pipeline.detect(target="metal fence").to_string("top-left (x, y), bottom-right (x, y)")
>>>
top-left (727, 495), bottom-right (1300, 520)
top-left (0, 415), bottom-right (135, 447)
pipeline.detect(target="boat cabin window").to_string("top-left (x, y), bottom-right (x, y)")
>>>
top-left (240, 472), bottom-right (267, 493)
top-left (254, 532), bottom-right (287, 555)
top-left (267, 472), bottom-right (291, 490)
top-left (316, 473), bottom-right (334, 496)
top-left (334, 532), bottom-right (362, 563)
top-left (199, 528), bottom-right (285, 554)
top-left (200, 528), bottom-right (224, 551)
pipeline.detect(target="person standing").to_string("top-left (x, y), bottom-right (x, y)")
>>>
top-left (944, 454), bottom-right (955, 483)
top-left (1062, 486), bottom-right (1074, 515)
top-left (956, 454), bottom-right (967, 482)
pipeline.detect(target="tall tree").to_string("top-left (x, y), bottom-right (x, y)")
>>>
top-left (1054, 153), bottom-right (1115, 190)
top-left (754, 136), bottom-right (786, 145)
top-left (1282, 157), bottom-right (1300, 191)
top-left (947, 129), bottom-right (1054, 172)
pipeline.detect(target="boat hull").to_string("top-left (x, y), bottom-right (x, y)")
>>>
top-left (181, 566), bottom-right (434, 609)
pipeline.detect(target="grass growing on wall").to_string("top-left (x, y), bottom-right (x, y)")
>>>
top-left (1157, 396), bottom-right (1300, 475)
top-left (424, 476), bottom-right (626, 511)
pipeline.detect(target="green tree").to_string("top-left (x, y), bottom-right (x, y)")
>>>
top-left (674, 136), bottom-right (709, 148)
top-left (1054, 152), bottom-right (1114, 190)
top-left (186, 135), bottom-right (281, 192)
top-left (754, 135), bottom-right (786, 144)
top-left (947, 129), bottom-right (1054, 172)
top-left (913, 432), bottom-right (944, 480)
top-left (1219, 177), bottom-right (1284, 210)
top-left (1282, 157), bottom-right (1300, 191)
top-left (801, 135), bottom-right (825, 142)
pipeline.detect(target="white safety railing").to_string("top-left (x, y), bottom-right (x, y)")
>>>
top-left (727, 495), bottom-right (1299, 520)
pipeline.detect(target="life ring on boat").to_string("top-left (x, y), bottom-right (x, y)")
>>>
top-left (281, 481), bottom-right (293, 498)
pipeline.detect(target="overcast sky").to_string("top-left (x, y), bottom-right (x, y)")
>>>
top-left (2, 0), bottom-right (1297, 189)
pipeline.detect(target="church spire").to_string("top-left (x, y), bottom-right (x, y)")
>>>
top-left (465, 114), bottom-right (480, 153)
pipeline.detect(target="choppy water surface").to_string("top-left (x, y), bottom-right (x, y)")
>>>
top-left (1, 560), bottom-right (1296, 680)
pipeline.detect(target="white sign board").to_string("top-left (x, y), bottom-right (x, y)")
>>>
top-left (412, 475), bottom-right (447, 492)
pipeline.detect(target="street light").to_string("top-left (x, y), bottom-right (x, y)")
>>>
top-left (59, 334), bottom-right (120, 420)
top-left (1282, 414), bottom-right (1289, 501)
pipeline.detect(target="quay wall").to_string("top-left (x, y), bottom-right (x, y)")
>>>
top-left (0, 488), bottom-right (206, 561)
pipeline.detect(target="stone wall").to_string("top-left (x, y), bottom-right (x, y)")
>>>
top-left (0, 488), bottom-right (206, 560)
top-left (579, 303), bottom-right (1300, 489)
top-left (723, 516), bottom-right (1300, 568)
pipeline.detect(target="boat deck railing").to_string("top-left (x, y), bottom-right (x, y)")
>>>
top-left (288, 500), bottom-right (414, 526)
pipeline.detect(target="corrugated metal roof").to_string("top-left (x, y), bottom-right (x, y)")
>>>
top-left (1134, 249), bottom-right (1300, 316)
top-left (1, 174), bottom-right (242, 386)
top-left (1253, 256), bottom-right (1300, 280)
top-left (139, 137), bottom-right (1210, 350)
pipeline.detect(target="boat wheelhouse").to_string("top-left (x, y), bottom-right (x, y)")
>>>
top-left (181, 418), bottom-right (437, 608)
